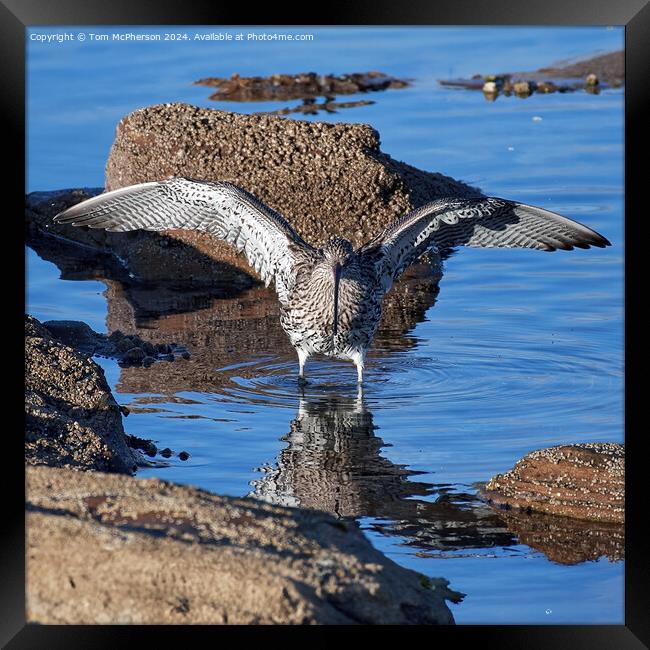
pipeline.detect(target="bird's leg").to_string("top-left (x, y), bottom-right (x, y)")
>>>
top-left (297, 349), bottom-right (309, 385)
top-left (351, 351), bottom-right (365, 384)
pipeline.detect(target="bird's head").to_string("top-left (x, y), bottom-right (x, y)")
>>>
top-left (323, 237), bottom-right (354, 266)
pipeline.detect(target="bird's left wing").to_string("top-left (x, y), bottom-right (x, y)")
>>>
top-left (53, 178), bottom-right (316, 304)
top-left (360, 197), bottom-right (611, 292)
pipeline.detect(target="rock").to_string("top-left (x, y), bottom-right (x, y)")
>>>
top-left (25, 315), bottom-right (140, 474)
top-left (513, 81), bottom-right (532, 96)
top-left (178, 451), bottom-right (190, 461)
top-left (439, 50), bottom-right (623, 95)
top-left (116, 337), bottom-right (136, 353)
top-left (41, 320), bottom-right (102, 355)
top-left (27, 105), bottom-right (477, 292)
top-left (483, 443), bottom-right (624, 523)
top-left (142, 356), bottom-right (155, 368)
top-left (535, 81), bottom-right (557, 93)
top-left (482, 81), bottom-right (498, 94)
top-left (194, 70), bottom-right (411, 102)
top-left (103, 103), bottom-right (481, 251)
top-left (160, 447), bottom-right (173, 458)
top-left (26, 465), bottom-right (461, 624)
top-left (120, 347), bottom-right (146, 365)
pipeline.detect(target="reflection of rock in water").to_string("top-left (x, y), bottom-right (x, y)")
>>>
top-left (489, 507), bottom-right (624, 565)
top-left (105, 259), bottom-right (441, 394)
top-left (250, 393), bottom-right (516, 551)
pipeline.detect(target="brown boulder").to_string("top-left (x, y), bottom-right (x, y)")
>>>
top-left (25, 315), bottom-right (140, 474)
top-left (483, 443), bottom-right (624, 523)
top-left (104, 103), bottom-right (481, 251)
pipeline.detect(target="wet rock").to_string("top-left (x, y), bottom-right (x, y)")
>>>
top-left (439, 50), bottom-right (623, 97)
top-left (145, 442), bottom-right (158, 457)
top-left (178, 451), bottom-right (190, 461)
top-left (142, 356), bottom-right (156, 368)
top-left (115, 337), bottom-right (136, 353)
top-left (26, 465), bottom-right (460, 624)
top-left (125, 434), bottom-right (158, 454)
top-left (483, 443), bottom-right (624, 523)
top-left (535, 81), bottom-right (557, 93)
top-left (25, 315), bottom-right (140, 474)
top-left (194, 70), bottom-right (410, 102)
top-left (41, 320), bottom-right (102, 356)
top-left (160, 448), bottom-right (173, 458)
top-left (513, 81), bottom-right (532, 96)
top-left (181, 351), bottom-right (191, 360)
top-left (120, 347), bottom-right (146, 365)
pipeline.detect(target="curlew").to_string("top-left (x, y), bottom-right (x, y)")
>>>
top-left (54, 178), bottom-right (610, 383)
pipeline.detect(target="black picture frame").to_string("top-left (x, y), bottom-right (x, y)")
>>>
top-left (8, 0), bottom-right (647, 645)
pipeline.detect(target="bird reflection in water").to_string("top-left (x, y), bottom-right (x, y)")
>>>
top-left (249, 390), bottom-right (624, 564)
top-left (250, 389), bottom-right (516, 552)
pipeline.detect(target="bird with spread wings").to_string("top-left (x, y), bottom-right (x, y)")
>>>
top-left (54, 178), bottom-right (610, 383)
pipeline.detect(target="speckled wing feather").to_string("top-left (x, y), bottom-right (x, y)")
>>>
top-left (361, 197), bottom-right (611, 291)
top-left (53, 178), bottom-right (316, 304)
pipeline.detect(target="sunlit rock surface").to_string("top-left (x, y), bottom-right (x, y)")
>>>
top-left (27, 465), bottom-right (462, 625)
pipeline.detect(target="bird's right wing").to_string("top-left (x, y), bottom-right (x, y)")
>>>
top-left (360, 196), bottom-right (610, 293)
top-left (54, 178), bottom-right (316, 304)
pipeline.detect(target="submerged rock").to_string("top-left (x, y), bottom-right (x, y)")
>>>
top-left (25, 315), bottom-right (140, 474)
top-left (26, 465), bottom-right (462, 624)
top-left (483, 443), bottom-right (624, 523)
top-left (39, 319), bottom-right (187, 368)
top-left (194, 70), bottom-right (410, 102)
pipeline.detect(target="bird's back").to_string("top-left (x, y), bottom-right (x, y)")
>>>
top-left (280, 256), bottom-right (382, 360)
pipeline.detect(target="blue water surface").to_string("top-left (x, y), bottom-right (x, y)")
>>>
top-left (26, 26), bottom-right (624, 624)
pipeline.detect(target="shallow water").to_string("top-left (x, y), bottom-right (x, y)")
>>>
top-left (26, 26), bottom-right (624, 624)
